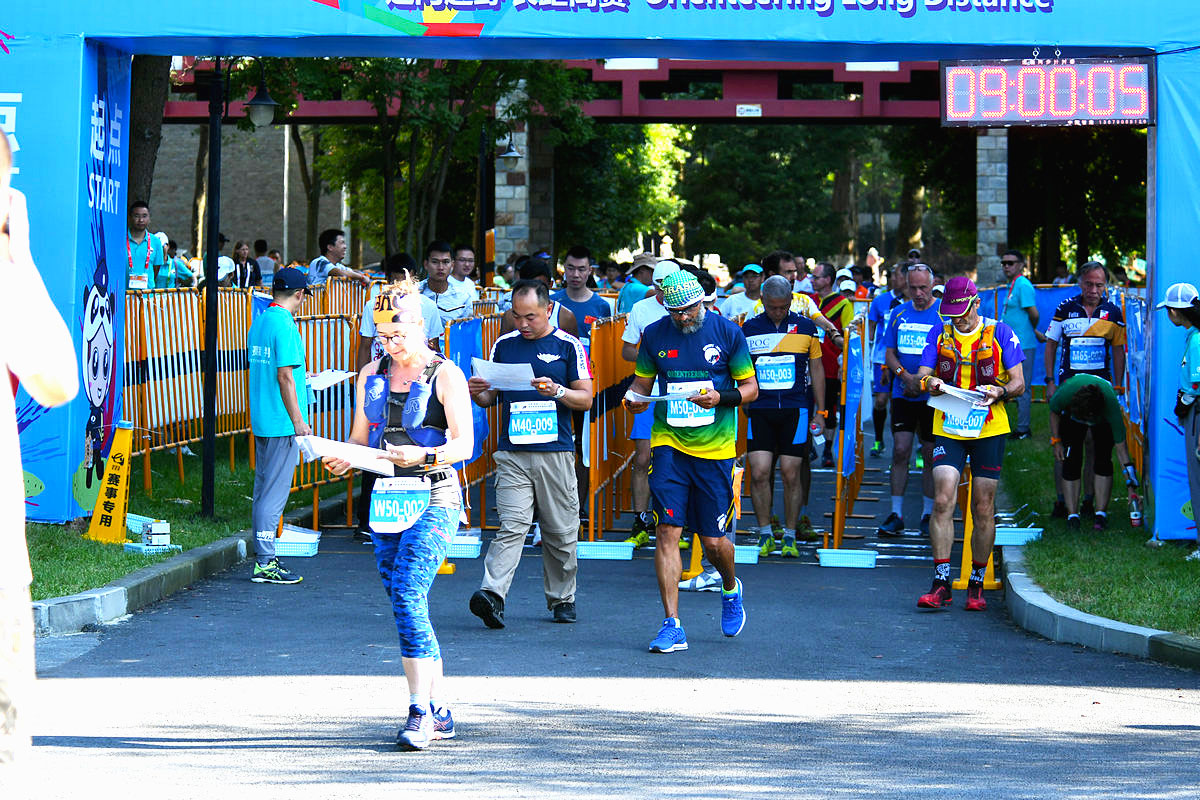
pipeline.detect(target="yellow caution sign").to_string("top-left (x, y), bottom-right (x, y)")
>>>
top-left (84, 422), bottom-right (133, 545)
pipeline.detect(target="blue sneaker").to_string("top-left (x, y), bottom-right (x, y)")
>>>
top-left (648, 618), bottom-right (688, 653)
top-left (721, 578), bottom-right (746, 637)
top-left (397, 704), bottom-right (433, 751)
top-left (431, 705), bottom-right (455, 740)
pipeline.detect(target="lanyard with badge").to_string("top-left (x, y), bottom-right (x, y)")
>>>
top-left (369, 476), bottom-right (432, 533)
top-left (127, 235), bottom-right (152, 290)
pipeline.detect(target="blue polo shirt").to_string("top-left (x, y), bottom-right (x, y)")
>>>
top-left (126, 232), bottom-right (166, 290)
top-left (492, 328), bottom-right (590, 452)
top-left (883, 299), bottom-right (942, 401)
top-left (550, 289), bottom-right (612, 350)
top-left (248, 304), bottom-right (308, 437)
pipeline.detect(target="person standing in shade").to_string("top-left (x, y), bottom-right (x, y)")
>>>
top-left (1157, 283), bottom-right (1200, 558)
top-left (222, 240), bottom-right (261, 288)
top-left (247, 267), bottom-right (312, 585)
top-left (254, 239), bottom-right (275, 286)
top-left (810, 261), bottom-right (854, 468)
top-left (450, 244), bottom-right (480, 302)
top-left (323, 278), bottom-right (474, 751)
top-left (1000, 249), bottom-right (1042, 439)
top-left (467, 280), bottom-right (593, 627)
top-left (719, 264), bottom-right (764, 319)
top-left (125, 200), bottom-right (166, 290)
top-left (308, 228), bottom-right (371, 287)
top-left (914, 277), bottom-right (1025, 612)
top-left (742, 276), bottom-right (825, 556)
top-left (868, 264), bottom-right (907, 458)
top-left (624, 271), bottom-right (757, 653)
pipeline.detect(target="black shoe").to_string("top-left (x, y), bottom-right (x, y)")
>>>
top-left (1012, 430), bottom-right (1032, 441)
top-left (1051, 500), bottom-right (1068, 519)
top-left (877, 512), bottom-right (905, 537)
top-left (1093, 513), bottom-right (1109, 531)
top-left (469, 589), bottom-right (505, 629)
top-left (821, 455), bottom-right (835, 468)
top-left (920, 514), bottom-right (931, 537)
top-left (1081, 497), bottom-right (1095, 518)
top-left (1066, 516), bottom-right (1081, 531)
top-left (552, 601), bottom-right (577, 623)
top-left (353, 529), bottom-right (373, 544)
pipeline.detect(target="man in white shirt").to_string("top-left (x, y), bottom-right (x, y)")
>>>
top-left (451, 244), bottom-right (480, 302)
top-left (307, 228), bottom-right (370, 287)
top-left (420, 239), bottom-right (474, 329)
top-left (719, 264), bottom-right (763, 318)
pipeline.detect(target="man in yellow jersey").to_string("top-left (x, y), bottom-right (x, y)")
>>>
top-left (914, 277), bottom-right (1026, 612)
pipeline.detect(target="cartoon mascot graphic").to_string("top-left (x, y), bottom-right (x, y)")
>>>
top-left (80, 259), bottom-right (115, 494)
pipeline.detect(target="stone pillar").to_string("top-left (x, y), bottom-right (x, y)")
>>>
top-left (528, 122), bottom-right (555, 257)
top-left (493, 121), bottom-right (529, 268)
top-left (976, 128), bottom-right (1008, 286)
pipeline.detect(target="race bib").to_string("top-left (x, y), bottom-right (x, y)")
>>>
top-left (755, 354), bottom-right (795, 391)
top-left (128, 273), bottom-right (149, 290)
top-left (369, 476), bottom-right (432, 533)
top-left (1069, 336), bottom-right (1107, 371)
top-left (939, 403), bottom-right (989, 439)
top-left (666, 380), bottom-right (716, 428)
top-left (897, 323), bottom-right (933, 356)
top-left (508, 400), bottom-right (559, 444)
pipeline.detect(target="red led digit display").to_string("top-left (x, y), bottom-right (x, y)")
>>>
top-left (941, 57), bottom-right (1155, 128)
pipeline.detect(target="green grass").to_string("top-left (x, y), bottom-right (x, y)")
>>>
top-left (27, 444), bottom-right (315, 601)
top-left (1001, 403), bottom-right (1200, 638)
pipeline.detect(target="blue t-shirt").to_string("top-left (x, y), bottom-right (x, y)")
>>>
top-left (1002, 274), bottom-right (1038, 350)
top-left (248, 305), bottom-right (309, 437)
top-left (883, 299), bottom-right (942, 401)
top-left (491, 328), bottom-right (590, 452)
top-left (617, 278), bottom-right (651, 315)
top-left (126, 232), bottom-right (166, 290)
top-left (868, 290), bottom-right (901, 364)
top-left (550, 289), bottom-right (612, 350)
top-left (741, 311), bottom-right (822, 411)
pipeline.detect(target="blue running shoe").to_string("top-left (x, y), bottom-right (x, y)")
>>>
top-left (648, 618), bottom-right (688, 653)
top-left (431, 705), bottom-right (456, 740)
top-left (721, 578), bottom-right (746, 637)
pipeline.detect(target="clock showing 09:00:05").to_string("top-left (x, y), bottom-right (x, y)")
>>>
top-left (940, 57), bottom-right (1155, 127)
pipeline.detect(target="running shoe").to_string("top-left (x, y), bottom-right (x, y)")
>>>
top-left (529, 523), bottom-right (542, 547)
top-left (877, 512), bottom-right (905, 537)
top-left (648, 618), bottom-right (689, 653)
top-left (965, 582), bottom-right (987, 611)
top-left (758, 532), bottom-right (776, 557)
top-left (780, 536), bottom-right (800, 558)
top-left (917, 582), bottom-right (952, 609)
top-left (397, 704), bottom-right (433, 751)
top-left (469, 589), bottom-right (505, 629)
top-left (870, 441), bottom-right (884, 458)
top-left (1093, 513), bottom-right (1109, 531)
top-left (915, 453), bottom-right (924, 469)
top-left (679, 534), bottom-right (691, 551)
top-left (796, 515), bottom-right (820, 542)
top-left (552, 601), bottom-right (577, 623)
top-left (623, 528), bottom-right (651, 547)
top-left (430, 705), bottom-right (456, 740)
top-left (721, 578), bottom-right (746, 637)
top-left (770, 515), bottom-right (784, 538)
top-left (1012, 430), bottom-right (1032, 441)
top-left (821, 454), bottom-right (835, 469)
top-left (1051, 499), bottom-right (1068, 519)
top-left (679, 569), bottom-right (722, 592)
top-left (1186, 548), bottom-right (1200, 562)
top-left (251, 559), bottom-right (303, 585)
top-left (919, 514), bottom-right (931, 537)
top-left (1066, 516), bottom-right (1081, 531)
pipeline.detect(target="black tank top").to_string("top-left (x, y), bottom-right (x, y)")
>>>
top-left (377, 356), bottom-right (459, 507)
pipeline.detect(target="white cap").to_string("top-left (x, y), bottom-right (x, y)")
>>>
top-left (835, 267), bottom-right (854, 281)
top-left (1157, 282), bottom-right (1199, 309)
top-left (838, 279), bottom-right (857, 293)
top-left (932, 284), bottom-right (945, 295)
top-left (652, 259), bottom-right (681, 287)
top-left (155, 231), bottom-right (169, 246)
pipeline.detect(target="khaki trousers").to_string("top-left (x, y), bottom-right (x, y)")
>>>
top-left (482, 449), bottom-right (579, 608)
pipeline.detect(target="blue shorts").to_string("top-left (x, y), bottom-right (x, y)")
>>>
top-left (648, 446), bottom-right (735, 539)
top-left (631, 407), bottom-right (653, 440)
top-left (872, 363), bottom-right (892, 394)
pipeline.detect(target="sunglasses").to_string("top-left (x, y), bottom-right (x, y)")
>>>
top-left (668, 301), bottom-right (702, 316)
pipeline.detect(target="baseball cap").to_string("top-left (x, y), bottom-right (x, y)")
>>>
top-left (272, 266), bottom-right (309, 293)
top-left (661, 270), bottom-right (705, 310)
top-left (1157, 282), bottom-right (1200, 309)
top-left (939, 275), bottom-right (978, 317)
top-left (835, 267), bottom-right (854, 282)
top-left (741, 263), bottom-right (763, 275)
top-left (154, 231), bottom-right (169, 247)
top-left (838, 279), bottom-right (858, 294)
top-left (652, 259), bottom-right (682, 288)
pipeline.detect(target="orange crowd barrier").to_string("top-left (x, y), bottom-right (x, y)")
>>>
top-left (585, 315), bottom-right (635, 541)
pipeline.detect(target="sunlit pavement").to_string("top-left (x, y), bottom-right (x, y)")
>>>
top-left (27, 526), bottom-right (1200, 799)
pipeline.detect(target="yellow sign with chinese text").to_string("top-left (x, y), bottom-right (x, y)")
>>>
top-left (83, 422), bottom-right (133, 545)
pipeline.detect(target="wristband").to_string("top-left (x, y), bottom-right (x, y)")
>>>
top-left (816, 409), bottom-right (829, 418)
top-left (1050, 437), bottom-right (1061, 445)
top-left (717, 388), bottom-right (742, 407)
top-left (920, 375), bottom-right (931, 391)
top-left (894, 366), bottom-right (905, 375)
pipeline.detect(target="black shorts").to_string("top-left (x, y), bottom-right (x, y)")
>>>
top-left (1061, 417), bottom-right (1115, 480)
top-left (931, 434), bottom-right (1006, 480)
top-left (824, 378), bottom-right (841, 430)
top-left (891, 398), bottom-right (935, 443)
top-left (747, 408), bottom-right (811, 458)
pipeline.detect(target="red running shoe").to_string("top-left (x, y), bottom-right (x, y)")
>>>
top-left (917, 582), bottom-right (952, 609)
top-left (965, 583), bottom-right (987, 611)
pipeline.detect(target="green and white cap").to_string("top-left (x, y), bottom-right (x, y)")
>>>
top-left (661, 271), bottom-right (705, 310)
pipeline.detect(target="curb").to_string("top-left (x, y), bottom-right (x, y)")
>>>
top-left (1003, 546), bottom-right (1200, 671)
top-left (33, 491), bottom-right (353, 636)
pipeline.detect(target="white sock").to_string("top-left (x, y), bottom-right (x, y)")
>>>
top-left (759, 525), bottom-right (774, 538)
top-left (923, 496), bottom-right (935, 516)
top-left (891, 496), bottom-right (904, 516)
top-left (782, 528), bottom-right (795, 541)
top-left (1095, 510), bottom-right (1107, 518)
top-left (409, 693), bottom-right (429, 710)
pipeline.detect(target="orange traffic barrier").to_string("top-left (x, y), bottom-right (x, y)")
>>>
top-left (585, 315), bottom-right (635, 541)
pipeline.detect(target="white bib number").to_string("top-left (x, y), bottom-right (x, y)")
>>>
top-left (755, 355), bottom-right (795, 391)
top-left (1069, 336), bottom-right (1107, 371)
top-left (509, 400), bottom-right (559, 444)
top-left (369, 476), bottom-right (432, 533)
top-left (897, 322), bottom-right (932, 356)
top-left (666, 380), bottom-right (716, 428)
top-left (940, 404), bottom-right (989, 439)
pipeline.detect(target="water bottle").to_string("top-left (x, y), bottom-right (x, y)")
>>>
top-left (810, 420), bottom-right (826, 448)
top-left (1129, 493), bottom-right (1143, 528)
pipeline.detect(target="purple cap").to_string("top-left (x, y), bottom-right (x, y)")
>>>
top-left (939, 275), bottom-right (978, 318)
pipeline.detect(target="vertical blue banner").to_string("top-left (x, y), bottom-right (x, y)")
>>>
top-left (840, 331), bottom-right (863, 478)
top-left (443, 317), bottom-right (488, 466)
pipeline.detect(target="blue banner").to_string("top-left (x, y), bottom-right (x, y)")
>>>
top-left (443, 318), bottom-right (488, 465)
top-left (840, 330), bottom-right (863, 478)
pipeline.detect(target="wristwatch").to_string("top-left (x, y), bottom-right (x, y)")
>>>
top-left (553, 385), bottom-right (567, 400)
top-left (423, 449), bottom-right (439, 467)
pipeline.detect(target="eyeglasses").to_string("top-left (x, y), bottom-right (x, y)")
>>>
top-left (668, 302), bottom-right (702, 316)
top-left (905, 263), bottom-right (934, 275)
top-left (375, 332), bottom-right (409, 345)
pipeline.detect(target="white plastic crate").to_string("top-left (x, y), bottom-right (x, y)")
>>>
top-left (448, 535), bottom-right (482, 559)
top-left (733, 545), bottom-right (759, 564)
top-left (124, 542), bottom-right (182, 556)
top-left (816, 548), bottom-right (877, 568)
top-left (274, 525), bottom-right (321, 558)
top-left (576, 540), bottom-right (634, 560)
top-left (994, 527), bottom-right (1043, 546)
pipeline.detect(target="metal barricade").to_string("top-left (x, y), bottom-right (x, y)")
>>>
top-left (324, 276), bottom-right (372, 317)
top-left (585, 315), bottom-right (635, 541)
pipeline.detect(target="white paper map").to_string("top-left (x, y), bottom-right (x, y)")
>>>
top-left (308, 369), bottom-right (357, 392)
top-left (295, 435), bottom-right (394, 476)
top-left (471, 358), bottom-right (537, 391)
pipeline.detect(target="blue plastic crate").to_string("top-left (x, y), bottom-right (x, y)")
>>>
top-left (576, 540), bottom-right (634, 560)
top-left (733, 545), bottom-right (759, 565)
top-left (816, 548), bottom-right (877, 568)
top-left (994, 527), bottom-right (1043, 546)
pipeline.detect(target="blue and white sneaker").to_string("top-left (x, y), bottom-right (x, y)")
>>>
top-left (431, 705), bottom-right (455, 740)
top-left (648, 618), bottom-right (688, 653)
top-left (721, 578), bottom-right (746, 637)
top-left (397, 704), bottom-right (433, 751)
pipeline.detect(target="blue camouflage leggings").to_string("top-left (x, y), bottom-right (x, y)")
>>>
top-left (372, 506), bottom-right (457, 659)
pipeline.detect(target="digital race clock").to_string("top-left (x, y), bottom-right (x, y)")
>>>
top-left (941, 57), bottom-right (1155, 127)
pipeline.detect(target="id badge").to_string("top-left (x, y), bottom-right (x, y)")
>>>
top-left (755, 355), bottom-right (795, 391)
top-left (508, 400), bottom-right (558, 444)
top-left (666, 380), bottom-right (716, 428)
top-left (129, 273), bottom-right (149, 290)
top-left (369, 476), bottom-right (432, 533)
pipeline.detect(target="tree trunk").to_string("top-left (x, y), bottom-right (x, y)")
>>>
top-left (405, 135), bottom-right (419, 257)
top-left (127, 55), bottom-right (172, 206)
top-left (831, 155), bottom-right (858, 261)
top-left (290, 123), bottom-right (323, 262)
top-left (896, 175), bottom-right (925, 261)
top-left (382, 128), bottom-right (398, 259)
top-left (190, 124), bottom-right (209, 257)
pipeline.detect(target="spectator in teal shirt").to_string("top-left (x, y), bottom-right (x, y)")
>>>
top-left (125, 201), bottom-right (166, 290)
top-left (1001, 249), bottom-right (1042, 438)
top-left (617, 255), bottom-right (655, 314)
top-left (246, 267), bottom-right (312, 585)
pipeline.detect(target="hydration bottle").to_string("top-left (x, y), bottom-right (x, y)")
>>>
top-left (1129, 493), bottom-right (1144, 528)
top-left (810, 420), bottom-right (826, 448)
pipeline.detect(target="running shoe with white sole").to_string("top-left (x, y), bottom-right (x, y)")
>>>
top-left (397, 704), bottom-right (433, 751)
top-left (251, 559), bottom-right (302, 585)
top-left (721, 578), bottom-right (746, 637)
top-left (649, 618), bottom-right (689, 653)
top-left (431, 705), bottom-right (456, 740)
top-left (679, 569), bottom-right (722, 592)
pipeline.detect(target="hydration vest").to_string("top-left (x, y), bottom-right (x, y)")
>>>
top-left (933, 320), bottom-right (1008, 390)
top-left (363, 356), bottom-right (449, 450)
